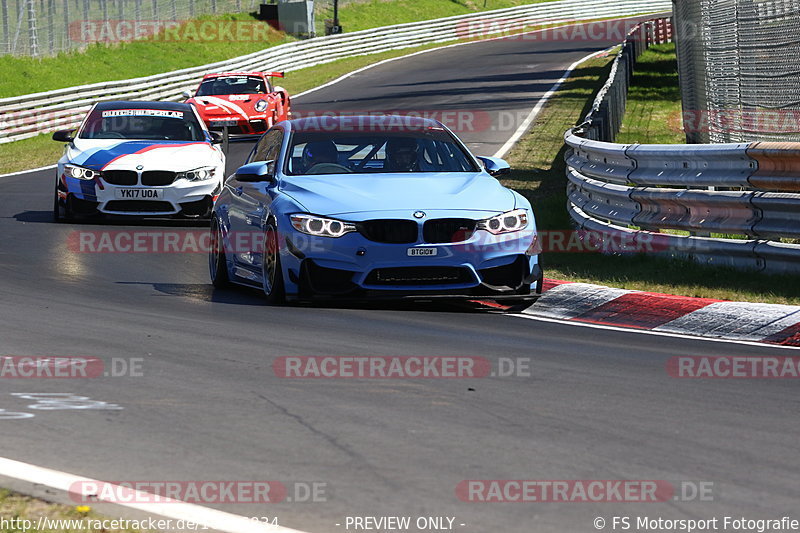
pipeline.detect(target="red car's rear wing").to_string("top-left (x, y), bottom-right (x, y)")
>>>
top-left (265, 71), bottom-right (285, 78)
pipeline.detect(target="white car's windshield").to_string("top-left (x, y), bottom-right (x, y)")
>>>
top-left (79, 108), bottom-right (206, 141)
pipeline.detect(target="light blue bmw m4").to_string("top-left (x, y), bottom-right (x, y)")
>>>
top-left (209, 115), bottom-right (542, 304)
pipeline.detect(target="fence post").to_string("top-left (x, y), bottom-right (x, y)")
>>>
top-left (47, 0), bottom-right (53, 53)
top-left (1, 0), bottom-right (9, 54)
top-left (26, 0), bottom-right (38, 55)
top-left (63, 0), bottom-right (69, 52)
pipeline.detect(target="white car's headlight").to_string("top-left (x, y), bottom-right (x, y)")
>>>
top-left (477, 209), bottom-right (529, 235)
top-left (178, 167), bottom-right (216, 181)
top-left (255, 99), bottom-right (268, 112)
top-left (290, 214), bottom-right (356, 238)
top-left (65, 164), bottom-right (100, 180)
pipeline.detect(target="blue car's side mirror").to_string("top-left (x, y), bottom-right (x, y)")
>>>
top-left (234, 161), bottom-right (275, 183)
top-left (477, 156), bottom-right (511, 177)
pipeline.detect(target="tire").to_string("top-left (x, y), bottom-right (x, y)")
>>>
top-left (209, 217), bottom-right (231, 288)
top-left (53, 181), bottom-right (69, 223)
top-left (262, 222), bottom-right (285, 305)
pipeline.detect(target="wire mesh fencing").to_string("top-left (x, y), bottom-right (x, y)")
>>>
top-left (673, 0), bottom-right (800, 143)
top-left (0, 0), bottom-right (264, 56)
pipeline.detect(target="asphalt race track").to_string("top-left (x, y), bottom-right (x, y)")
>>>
top-left (1, 19), bottom-right (798, 533)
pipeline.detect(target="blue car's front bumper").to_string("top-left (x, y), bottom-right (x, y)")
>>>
top-left (276, 217), bottom-right (541, 300)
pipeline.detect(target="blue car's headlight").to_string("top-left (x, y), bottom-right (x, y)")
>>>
top-left (477, 209), bottom-right (529, 235)
top-left (65, 164), bottom-right (100, 180)
top-left (290, 214), bottom-right (357, 238)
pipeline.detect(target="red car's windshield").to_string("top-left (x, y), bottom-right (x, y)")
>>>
top-left (196, 76), bottom-right (269, 96)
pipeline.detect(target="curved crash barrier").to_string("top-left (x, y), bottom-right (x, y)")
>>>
top-left (0, 0), bottom-right (672, 144)
top-left (565, 130), bottom-right (800, 274)
top-left (563, 22), bottom-right (800, 273)
top-left (564, 17), bottom-right (800, 274)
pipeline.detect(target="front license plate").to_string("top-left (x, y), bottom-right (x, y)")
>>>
top-left (407, 247), bottom-right (438, 257)
top-left (210, 120), bottom-right (238, 127)
top-left (115, 188), bottom-right (162, 199)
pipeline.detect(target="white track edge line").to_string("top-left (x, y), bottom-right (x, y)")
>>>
top-left (0, 456), bottom-right (311, 533)
top-left (511, 312), bottom-right (800, 351)
top-left (0, 164), bottom-right (56, 178)
top-left (492, 46), bottom-right (614, 159)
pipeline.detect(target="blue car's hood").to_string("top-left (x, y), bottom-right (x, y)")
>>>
top-left (279, 172), bottom-right (516, 216)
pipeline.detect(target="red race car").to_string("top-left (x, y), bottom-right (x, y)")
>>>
top-left (183, 71), bottom-right (291, 135)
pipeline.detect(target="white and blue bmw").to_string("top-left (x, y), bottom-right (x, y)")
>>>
top-left (52, 101), bottom-right (226, 221)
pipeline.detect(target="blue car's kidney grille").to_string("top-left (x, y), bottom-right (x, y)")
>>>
top-left (423, 218), bottom-right (476, 243)
top-left (357, 219), bottom-right (418, 244)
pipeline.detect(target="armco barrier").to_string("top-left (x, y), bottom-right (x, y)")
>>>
top-left (0, 0), bottom-right (672, 144)
top-left (565, 18), bottom-right (800, 274)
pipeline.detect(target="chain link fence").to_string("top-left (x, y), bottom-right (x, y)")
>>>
top-left (673, 0), bottom-right (800, 143)
top-left (0, 0), bottom-right (264, 56)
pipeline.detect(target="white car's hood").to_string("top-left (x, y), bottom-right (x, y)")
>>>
top-left (67, 138), bottom-right (223, 171)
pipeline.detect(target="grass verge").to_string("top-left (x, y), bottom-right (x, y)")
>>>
top-left (616, 42), bottom-right (684, 144)
top-left (501, 47), bottom-right (800, 305)
top-left (338, 0), bottom-right (554, 32)
top-left (0, 13), bottom-right (292, 98)
top-left (0, 489), bottom-right (148, 533)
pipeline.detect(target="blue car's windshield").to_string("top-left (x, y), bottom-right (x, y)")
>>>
top-left (79, 108), bottom-right (206, 141)
top-left (284, 130), bottom-right (479, 175)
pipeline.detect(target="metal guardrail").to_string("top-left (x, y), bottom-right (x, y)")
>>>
top-left (0, 0), bottom-right (672, 144)
top-left (565, 18), bottom-right (800, 274)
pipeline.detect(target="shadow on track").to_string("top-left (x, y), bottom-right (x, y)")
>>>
top-left (14, 210), bottom-right (210, 227)
top-left (121, 281), bottom-right (511, 313)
